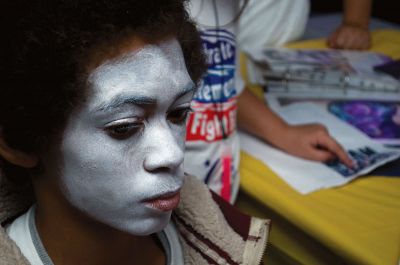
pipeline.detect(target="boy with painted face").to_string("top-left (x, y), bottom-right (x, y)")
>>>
top-left (0, 1), bottom-right (269, 264)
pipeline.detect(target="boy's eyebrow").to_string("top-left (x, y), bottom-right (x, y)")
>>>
top-left (175, 81), bottom-right (196, 100)
top-left (93, 81), bottom-right (195, 113)
top-left (94, 95), bottom-right (157, 113)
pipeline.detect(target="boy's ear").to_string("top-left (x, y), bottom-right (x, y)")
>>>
top-left (0, 136), bottom-right (39, 168)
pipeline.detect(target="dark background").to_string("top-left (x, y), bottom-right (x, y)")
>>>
top-left (310, 0), bottom-right (400, 25)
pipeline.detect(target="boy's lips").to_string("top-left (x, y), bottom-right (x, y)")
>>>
top-left (143, 190), bottom-right (181, 212)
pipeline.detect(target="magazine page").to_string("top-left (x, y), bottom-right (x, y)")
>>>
top-left (265, 95), bottom-right (400, 146)
top-left (239, 102), bottom-right (400, 194)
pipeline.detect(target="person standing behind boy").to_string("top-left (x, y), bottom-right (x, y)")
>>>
top-left (185, 0), bottom-right (370, 203)
top-left (238, 0), bottom-right (372, 51)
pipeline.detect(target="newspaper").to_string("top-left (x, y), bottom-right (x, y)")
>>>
top-left (239, 102), bottom-right (400, 194)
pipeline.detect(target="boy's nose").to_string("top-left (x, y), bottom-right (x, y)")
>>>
top-left (143, 124), bottom-right (184, 173)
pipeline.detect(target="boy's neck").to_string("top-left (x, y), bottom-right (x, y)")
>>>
top-left (34, 194), bottom-right (166, 265)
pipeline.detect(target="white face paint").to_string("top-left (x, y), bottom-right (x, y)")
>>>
top-left (59, 39), bottom-right (194, 235)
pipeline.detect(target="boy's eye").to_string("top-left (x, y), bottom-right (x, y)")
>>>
top-left (168, 107), bottom-right (192, 124)
top-left (105, 121), bottom-right (143, 140)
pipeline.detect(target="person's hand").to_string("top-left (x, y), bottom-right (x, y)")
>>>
top-left (327, 23), bottom-right (371, 50)
top-left (278, 123), bottom-right (354, 168)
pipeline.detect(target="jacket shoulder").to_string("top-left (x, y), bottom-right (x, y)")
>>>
top-left (174, 174), bottom-right (270, 265)
top-left (0, 226), bottom-right (31, 265)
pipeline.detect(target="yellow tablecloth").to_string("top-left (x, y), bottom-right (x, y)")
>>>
top-left (237, 30), bottom-right (400, 265)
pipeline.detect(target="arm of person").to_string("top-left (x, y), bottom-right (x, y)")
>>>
top-left (327, 0), bottom-right (372, 50)
top-left (237, 88), bottom-right (353, 167)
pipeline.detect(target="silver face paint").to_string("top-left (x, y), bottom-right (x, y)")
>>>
top-left (59, 39), bottom-right (194, 235)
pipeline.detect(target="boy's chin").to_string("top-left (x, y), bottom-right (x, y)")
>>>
top-left (116, 212), bottom-right (172, 236)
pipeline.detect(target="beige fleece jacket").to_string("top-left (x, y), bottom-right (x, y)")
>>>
top-left (0, 170), bottom-right (269, 265)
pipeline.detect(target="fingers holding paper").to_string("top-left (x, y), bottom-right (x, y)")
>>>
top-left (237, 90), bottom-right (353, 168)
top-left (280, 124), bottom-right (354, 168)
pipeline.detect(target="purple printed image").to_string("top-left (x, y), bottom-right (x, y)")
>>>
top-left (328, 101), bottom-right (400, 143)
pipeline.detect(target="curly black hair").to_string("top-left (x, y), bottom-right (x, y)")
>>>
top-left (0, 0), bottom-right (206, 173)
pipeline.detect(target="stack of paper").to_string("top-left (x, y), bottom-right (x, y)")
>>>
top-left (245, 48), bottom-right (400, 101)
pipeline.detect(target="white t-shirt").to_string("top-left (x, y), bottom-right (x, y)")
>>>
top-left (6, 206), bottom-right (183, 265)
top-left (237, 0), bottom-right (309, 51)
top-left (185, 0), bottom-right (309, 202)
top-left (185, 0), bottom-right (245, 203)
